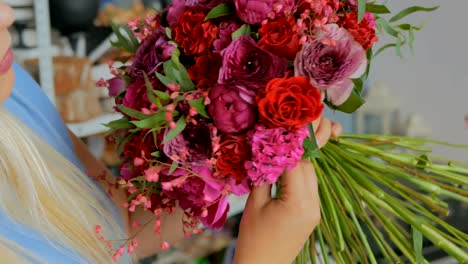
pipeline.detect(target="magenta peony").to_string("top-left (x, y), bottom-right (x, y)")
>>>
top-left (294, 24), bottom-right (367, 105)
top-left (208, 83), bottom-right (257, 134)
top-left (234, 0), bottom-right (295, 25)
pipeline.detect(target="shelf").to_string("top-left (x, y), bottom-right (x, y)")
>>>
top-left (67, 113), bottom-right (122, 138)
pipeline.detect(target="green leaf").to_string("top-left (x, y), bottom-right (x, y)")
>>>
top-left (205, 3), bottom-right (233, 20)
top-left (374, 43), bottom-right (396, 57)
top-left (169, 161), bottom-right (178, 174)
top-left (176, 65), bottom-right (195, 92)
top-left (143, 72), bottom-right (159, 105)
top-left (164, 59), bottom-right (177, 81)
top-left (110, 22), bottom-right (139, 53)
top-left (376, 17), bottom-right (399, 38)
top-left (352, 78), bottom-right (364, 93)
top-left (188, 98), bottom-right (209, 118)
top-left (165, 27), bottom-right (172, 39)
top-left (232, 24), bottom-right (251, 40)
top-left (333, 90), bottom-right (365, 113)
top-left (104, 117), bottom-right (134, 129)
top-left (154, 90), bottom-right (170, 101)
top-left (131, 112), bottom-right (166, 128)
top-left (118, 105), bottom-right (149, 120)
top-left (302, 123), bottom-right (321, 160)
top-left (357, 0), bottom-right (366, 23)
top-left (151, 151), bottom-right (162, 158)
top-left (122, 25), bottom-right (140, 50)
top-left (412, 226), bottom-right (423, 264)
top-left (163, 116), bottom-right (187, 144)
top-left (366, 4), bottom-right (391, 14)
top-left (389, 6), bottom-right (439, 23)
top-left (364, 47), bottom-right (373, 78)
top-left (156, 72), bottom-right (175, 88)
top-left (409, 27), bottom-right (415, 53)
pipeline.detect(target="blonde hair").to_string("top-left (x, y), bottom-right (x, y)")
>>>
top-left (0, 107), bottom-right (129, 263)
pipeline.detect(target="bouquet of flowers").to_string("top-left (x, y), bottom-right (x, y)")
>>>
top-left (101, 0), bottom-right (468, 262)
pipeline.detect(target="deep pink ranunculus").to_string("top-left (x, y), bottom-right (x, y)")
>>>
top-left (218, 36), bottom-right (287, 97)
top-left (208, 83), bottom-right (257, 134)
top-left (166, 0), bottom-right (187, 27)
top-left (234, 0), bottom-right (295, 25)
top-left (294, 24), bottom-right (367, 105)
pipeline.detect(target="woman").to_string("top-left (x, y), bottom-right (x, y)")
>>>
top-left (0, 2), bottom-right (342, 263)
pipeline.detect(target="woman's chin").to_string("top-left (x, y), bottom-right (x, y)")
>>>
top-left (0, 67), bottom-right (14, 104)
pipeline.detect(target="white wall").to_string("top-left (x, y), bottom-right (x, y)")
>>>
top-left (368, 0), bottom-right (468, 161)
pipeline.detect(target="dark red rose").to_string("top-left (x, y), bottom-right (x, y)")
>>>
top-left (257, 76), bottom-right (324, 130)
top-left (215, 135), bottom-right (250, 183)
top-left (188, 53), bottom-right (222, 90)
top-left (258, 17), bottom-right (301, 60)
top-left (122, 78), bottom-right (161, 111)
top-left (173, 9), bottom-right (219, 56)
top-left (340, 12), bottom-right (378, 50)
top-left (120, 130), bottom-right (158, 178)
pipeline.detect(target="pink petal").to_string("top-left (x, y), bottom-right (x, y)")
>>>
top-left (326, 79), bottom-right (354, 106)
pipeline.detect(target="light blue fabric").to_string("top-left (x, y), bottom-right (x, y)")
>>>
top-left (1, 63), bottom-right (123, 263)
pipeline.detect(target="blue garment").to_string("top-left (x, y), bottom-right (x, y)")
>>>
top-left (4, 63), bottom-right (82, 169)
top-left (1, 63), bottom-right (122, 263)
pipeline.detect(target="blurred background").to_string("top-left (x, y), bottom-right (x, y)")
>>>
top-left (5, 0), bottom-right (466, 263)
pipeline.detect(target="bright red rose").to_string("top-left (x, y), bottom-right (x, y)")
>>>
top-left (215, 135), bottom-right (250, 183)
top-left (257, 76), bottom-right (323, 130)
top-left (188, 53), bottom-right (222, 90)
top-left (173, 9), bottom-right (219, 56)
top-left (340, 12), bottom-right (378, 50)
top-left (258, 17), bottom-right (301, 60)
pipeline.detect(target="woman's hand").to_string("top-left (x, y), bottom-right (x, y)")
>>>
top-left (234, 119), bottom-right (342, 264)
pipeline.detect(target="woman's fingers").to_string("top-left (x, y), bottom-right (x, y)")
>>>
top-left (247, 183), bottom-right (272, 210)
top-left (331, 121), bottom-right (343, 138)
top-left (315, 118), bottom-right (332, 149)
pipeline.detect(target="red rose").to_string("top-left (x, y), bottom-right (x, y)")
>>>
top-left (188, 53), bottom-right (222, 90)
top-left (173, 9), bottom-right (219, 56)
top-left (340, 12), bottom-right (378, 50)
top-left (258, 17), bottom-right (301, 60)
top-left (257, 76), bottom-right (323, 130)
top-left (215, 135), bottom-right (250, 183)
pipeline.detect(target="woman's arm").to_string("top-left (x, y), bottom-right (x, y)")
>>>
top-left (67, 130), bottom-right (184, 259)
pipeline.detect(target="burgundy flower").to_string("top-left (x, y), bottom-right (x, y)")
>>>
top-left (294, 24), bottom-right (367, 105)
top-left (186, 0), bottom-right (226, 9)
top-left (163, 123), bottom-right (213, 165)
top-left (213, 21), bottom-right (240, 53)
top-left (208, 83), bottom-right (257, 134)
top-left (130, 27), bottom-right (175, 79)
top-left (122, 78), bottom-right (160, 111)
top-left (107, 77), bottom-right (125, 97)
top-left (218, 36), bottom-right (287, 98)
top-left (166, 0), bottom-right (187, 27)
top-left (234, 0), bottom-right (295, 25)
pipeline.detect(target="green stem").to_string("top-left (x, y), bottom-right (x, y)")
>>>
top-left (316, 226), bottom-right (331, 264)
